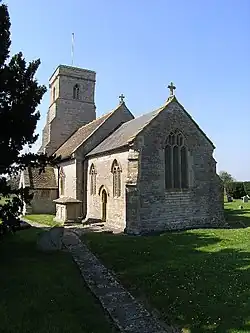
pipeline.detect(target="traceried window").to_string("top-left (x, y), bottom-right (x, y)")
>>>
top-left (111, 160), bottom-right (121, 197)
top-left (59, 168), bottom-right (65, 196)
top-left (90, 164), bottom-right (97, 195)
top-left (165, 131), bottom-right (188, 190)
top-left (73, 84), bottom-right (80, 99)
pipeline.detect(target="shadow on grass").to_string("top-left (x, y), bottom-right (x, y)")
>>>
top-left (0, 227), bottom-right (117, 333)
top-left (83, 229), bottom-right (250, 333)
top-left (225, 206), bottom-right (250, 228)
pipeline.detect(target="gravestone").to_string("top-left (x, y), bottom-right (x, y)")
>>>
top-left (37, 226), bottom-right (64, 252)
top-left (242, 196), bottom-right (249, 203)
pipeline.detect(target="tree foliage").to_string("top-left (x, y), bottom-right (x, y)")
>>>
top-left (0, 4), bottom-right (59, 234)
top-left (226, 182), bottom-right (246, 199)
top-left (243, 182), bottom-right (250, 196)
top-left (218, 171), bottom-right (235, 187)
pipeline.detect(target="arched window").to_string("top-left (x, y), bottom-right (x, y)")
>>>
top-left (59, 167), bottom-right (65, 196)
top-left (52, 87), bottom-right (56, 102)
top-left (111, 160), bottom-right (121, 197)
top-left (165, 131), bottom-right (188, 190)
top-left (73, 84), bottom-right (80, 99)
top-left (90, 164), bottom-right (97, 195)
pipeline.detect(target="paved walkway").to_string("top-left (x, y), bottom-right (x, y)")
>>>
top-left (63, 229), bottom-right (180, 333)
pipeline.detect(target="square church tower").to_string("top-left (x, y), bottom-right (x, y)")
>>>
top-left (40, 65), bottom-right (96, 155)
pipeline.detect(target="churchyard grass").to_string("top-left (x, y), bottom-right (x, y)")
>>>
top-left (224, 199), bottom-right (250, 228)
top-left (83, 199), bottom-right (250, 333)
top-left (24, 214), bottom-right (60, 227)
top-left (0, 228), bottom-right (117, 333)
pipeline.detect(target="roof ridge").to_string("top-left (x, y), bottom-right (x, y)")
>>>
top-left (76, 111), bottom-right (112, 132)
top-left (55, 102), bottom-right (127, 158)
top-left (54, 108), bottom-right (114, 155)
top-left (126, 96), bottom-right (182, 143)
top-left (87, 96), bottom-right (177, 157)
top-left (71, 103), bottom-right (126, 154)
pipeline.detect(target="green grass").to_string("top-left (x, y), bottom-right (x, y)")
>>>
top-left (24, 214), bottom-right (60, 227)
top-left (0, 228), bottom-right (117, 333)
top-left (224, 199), bottom-right (250, 228)
top-left (83, 200), bottom-right (250, 333)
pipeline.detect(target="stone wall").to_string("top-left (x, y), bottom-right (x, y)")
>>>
top-left (22, 189), bottom-right (58, 215)
top-left (126, 100), bottom-right (225, 234)
top-left (29, 189), bottom-right (58, 214)
top-left (86, 150), bottom-right (129, 231)
top-left (42, 65), bottom-right (96, 155)
top-left (74, 103), bottom-right (134, 218)
top-left (59, 159), bottom-right (77, 198)
top-left (45, 101), bottom-right (96, 155)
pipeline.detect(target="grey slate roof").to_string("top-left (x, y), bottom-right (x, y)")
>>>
top-left (24, 166), bottom-right (57, 189)
top-left (87, 96), bottom-right (215, 156)
top-left (87, 106), bottom-right (164, 157)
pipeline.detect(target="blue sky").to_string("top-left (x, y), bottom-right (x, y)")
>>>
top-left (5, 0), bottom-right (250, 180)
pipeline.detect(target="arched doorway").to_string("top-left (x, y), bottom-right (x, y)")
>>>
top-left (101, 189), bottom-right (107, 222)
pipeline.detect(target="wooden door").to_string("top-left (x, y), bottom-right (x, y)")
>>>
top-left (101, 190), bottom-right (107, 222)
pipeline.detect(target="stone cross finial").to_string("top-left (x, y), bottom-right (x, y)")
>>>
top-left (168, 82), bottom-right (176, 96)
top-left (119, 93), bottom-right (125, 104)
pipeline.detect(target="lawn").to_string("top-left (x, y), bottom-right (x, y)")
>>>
top-left (83, 199), bottom-right (250, 333)
top-left (224, 199), bottom-right (250, 228)
top-left (0, 228), bottom-right (117, 333)
top-left (24, 214), bottom-right (60, 227)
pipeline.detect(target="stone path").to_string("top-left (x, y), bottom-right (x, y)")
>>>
top-left (63, 229), bottom-right (180, 333)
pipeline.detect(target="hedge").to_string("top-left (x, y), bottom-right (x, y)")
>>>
top-left (243, 182), bottom-right (250, 196)
top-left (226, 182), bottom-right (246, 199)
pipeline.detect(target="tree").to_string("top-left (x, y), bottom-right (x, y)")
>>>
top-left (219, 170), bottom-right (235, 196)
top-left (226, 182), bottom-right (246, 199)
top-left (219, 171), bottom-right (235, 186)
top-left (0, 3), bottom-right (59, 233)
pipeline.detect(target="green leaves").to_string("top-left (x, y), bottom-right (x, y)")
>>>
top-left (0, 3), bottom-right (10, 66)
top-left (0, 4), bottom-right (56, 231)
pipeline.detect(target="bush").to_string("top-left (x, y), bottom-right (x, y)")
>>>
top-left (0, 213), bottom-right (20, 237)
top-left (243, 182), bottom-right (250, 196)
top-left (226, 182), bottom-right (246, 199)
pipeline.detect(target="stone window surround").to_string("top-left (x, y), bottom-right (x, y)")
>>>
top-left (111, 159), bottom-right (122, 198)
top-left (89, 163), bottom-right (97, 195)
top-left (73, 83), bottom-right (80, 100)
top-left (165, 130), bottom-right (189, 190)
top-left (52, 86), bottom-right (56, 102)
top-left (59, 167), bottom-right (65, 196)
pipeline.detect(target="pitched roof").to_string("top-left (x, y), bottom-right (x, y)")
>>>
top-left (24, 166), bottom-right (57, 189)
top-left (87, 96), bottom-right (215, 157)
top-left (55, 110), bottom-right (115, 159)
top-left (87, 108), bottom-right (162, 156)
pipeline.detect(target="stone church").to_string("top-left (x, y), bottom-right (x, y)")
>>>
top-left (20, 65), bottom-right (225, 234)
